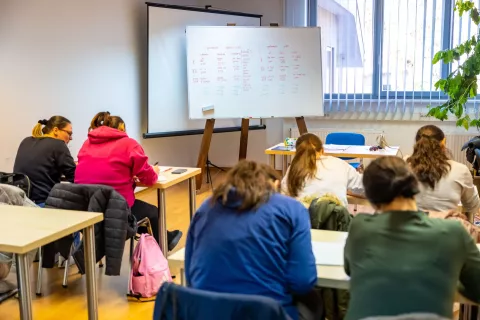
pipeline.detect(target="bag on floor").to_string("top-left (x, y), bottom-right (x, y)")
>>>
top-left (129, 234), bottom-right (172, 298)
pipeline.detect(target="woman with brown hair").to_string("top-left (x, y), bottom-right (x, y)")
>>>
top-left (282, 133), bottom-right (363, 206)
top-left (13, 116), bottom-right (76, 205)
top-left (75, 113), bottom-right (182, 251)
top-left (185, 160), bottom-right (318, 320)
top-left (344, 156), bottom-right (480, 319)
top-left (407, 125), bottom-right (480, 212)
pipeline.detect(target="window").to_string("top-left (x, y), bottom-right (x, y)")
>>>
top-left (316, 0), bottom-right (480, 109)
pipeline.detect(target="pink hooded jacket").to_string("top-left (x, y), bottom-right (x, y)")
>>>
top-left (75, 126), bottom-right (158, 207)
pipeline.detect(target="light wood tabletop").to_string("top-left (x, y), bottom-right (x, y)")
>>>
top-left (0, 205), bottom-right (103, 254)
top-left (265, 143), bottom-right (400, 159)
top-left (139, 167), bottom-right (201, 189)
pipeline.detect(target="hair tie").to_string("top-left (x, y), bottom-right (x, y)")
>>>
top-left (38, 119), bottom-right (48, 125)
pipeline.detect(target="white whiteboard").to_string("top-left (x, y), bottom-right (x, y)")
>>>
top-left (186, 27), bottom-right (324, 119)
top-left (147, 5), bottom-right (261, 134)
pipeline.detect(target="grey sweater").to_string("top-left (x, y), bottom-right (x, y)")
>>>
top-left (416, 160), bottom-right (480, 213)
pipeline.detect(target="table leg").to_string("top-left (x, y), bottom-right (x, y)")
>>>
top-left (16, 253), bottom-right (32, 320)
top-left (282, 155), bottom-right (288, 176)
top-left (269, 154), bottom-right (276, 169)
top-left (157, 189), bottom-right (168, 257)
top-left (84, 225), bottom-right (98, 320)
top-left (188, 177), bottom-right (196, 220)
top-left (180, 267), bottom-right (185, 286)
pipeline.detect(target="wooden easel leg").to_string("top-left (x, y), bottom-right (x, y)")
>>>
top-left (295, 116), bottom-right (308, 135)
top-left (239, 118), bottom-right (249, 160)
top-left (196, 119), bottom-right (215, 190)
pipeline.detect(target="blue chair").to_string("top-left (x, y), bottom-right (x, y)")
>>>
top-left (325, 132), bottom-right (365, 169)
top-left (154, 282), bottom-right (290, 320)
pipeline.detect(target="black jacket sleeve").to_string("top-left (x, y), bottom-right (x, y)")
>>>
top-left (55, 142), bottom-right (76, 182)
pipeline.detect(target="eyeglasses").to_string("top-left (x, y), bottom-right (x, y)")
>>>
top-left (59, 129), bottom-right (73, 138)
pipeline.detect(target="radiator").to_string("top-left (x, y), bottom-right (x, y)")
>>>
top-left (289, 128), bottom-right (384, 146)
top-left (444, 134), bottom-right (476, 166)
top-left (289, 128), bottom-right (475, 166)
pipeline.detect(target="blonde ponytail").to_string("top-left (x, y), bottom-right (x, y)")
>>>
top-left (32, 123), bottom-right (44, 137)
top-left (32, 119), bottom-right (48, 137)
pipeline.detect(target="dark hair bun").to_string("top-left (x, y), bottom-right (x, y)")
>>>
top-left (363, 157), bottom-right (419, 207)
top-left (38, 119), bottom-right (48, 125)
top-left (391, 175), bottom-right (419, 199)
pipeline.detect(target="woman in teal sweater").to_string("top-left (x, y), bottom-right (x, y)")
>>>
top-left (345, 156), bottom-right (480, 320)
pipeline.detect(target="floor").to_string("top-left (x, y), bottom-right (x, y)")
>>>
top-left (0, 173), bottom-right (222, 320)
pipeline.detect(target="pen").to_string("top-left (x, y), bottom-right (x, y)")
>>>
top-left (164, 168), bottom-right (173, 172)
top-left (153, 161), bottom-right (159, 166)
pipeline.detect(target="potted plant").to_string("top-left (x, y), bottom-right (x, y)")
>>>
top-left (428, 0), bottom-right (480, 129)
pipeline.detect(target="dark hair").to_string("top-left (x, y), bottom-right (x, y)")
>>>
top-left (32, 116), bottom-right (71, 137)
top-left (286, 133), bottom-right (323, 197)
top-left (406, 125), bottom-right (451, 189)
top-left (104, 115), bottom-right (125, 131)
top-left (364, 156), bottom-right (419, 207)
top-left (212, 160), bottom-right (281, 211)
top-left (89, 111), bottom-right (110, 131)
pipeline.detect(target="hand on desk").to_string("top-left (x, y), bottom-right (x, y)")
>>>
top-left (152, 165), bottom-right (160, 175)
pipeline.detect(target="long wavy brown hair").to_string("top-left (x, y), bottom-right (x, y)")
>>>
top-left (286, 133), bottom-right (323, 197)
top-left (407, 125), bottom-right (451, 189)
top-left (212, 160), bottom-right (280, 211)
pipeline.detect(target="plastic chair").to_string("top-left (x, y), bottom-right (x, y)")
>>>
top-left (325, 132), bottom-right (365, 169)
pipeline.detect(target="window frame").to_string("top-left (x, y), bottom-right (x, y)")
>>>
top-left (317, 0), bottom-right (456, 101)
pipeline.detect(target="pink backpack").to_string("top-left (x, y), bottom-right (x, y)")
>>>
top-left (129, 234), bottom-right (172, 298)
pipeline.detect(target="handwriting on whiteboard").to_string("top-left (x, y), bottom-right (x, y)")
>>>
top-left (190, 44), bottom-right (307, 97)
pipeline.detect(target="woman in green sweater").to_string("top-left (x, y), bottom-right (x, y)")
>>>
top-left (344, 156), bottom-right (480, 320)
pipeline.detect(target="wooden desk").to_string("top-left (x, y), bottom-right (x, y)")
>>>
top-left (139, 167), bottom-right (201, 257)
top-left (265, 143), bottom-right (400, 175)
top-left (0, 205), bottom-right (103, 320)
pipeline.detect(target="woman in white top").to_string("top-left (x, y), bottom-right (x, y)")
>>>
top-left (282, 133), bottom-right (364, 207)
top-left (406, 125), bottom-right (480, 213)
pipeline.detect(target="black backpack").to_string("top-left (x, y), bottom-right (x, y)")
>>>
top-left (0, 172), bottom-right (31, 198)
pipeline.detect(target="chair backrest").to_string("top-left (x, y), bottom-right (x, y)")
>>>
top-left (325, 132), bottom-right (366, 161)
top-left (0, 172), bottom-right (31, 198)
top-left (154, 282), bottom-right (289, 320)
top-left (325, 132), bottom-right (365, 146)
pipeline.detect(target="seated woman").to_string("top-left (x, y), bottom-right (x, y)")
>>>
top-left (282, 133), bottom-right (364, 207)
top-left (407, 125), bottom-right (480, 213)
top-left (75, 114), bottom-right (182, 251)
top-left (13, 116), bottom-right (76, 205)
top-left (345, 156), bottom-right (480, 320)
top-left (185, 160), bottom-right (318, 320)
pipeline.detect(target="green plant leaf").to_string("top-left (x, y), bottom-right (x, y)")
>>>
top-left (471, 8), bottom-right (480, 24)
top-left (432, 51), bottom-right (443, 64)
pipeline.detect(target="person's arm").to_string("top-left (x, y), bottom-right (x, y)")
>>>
top-left (345, 162), bottom-right (364, 195)
top-left (458, 224), bottom-right (480, 303)
top-left (185, 207), bottom-right (203, 287)
top-left (56, 142), bottom-right (76, 182)
top-left (458, 165), bottom-right (480, 213)
top-left (286, 202), bottom-right (317, 294)
top-left (130, 144), bottom-right (158, 186)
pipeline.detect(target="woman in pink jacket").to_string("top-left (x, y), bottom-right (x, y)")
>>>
top-left (75, 113), bottom-right (182, 251)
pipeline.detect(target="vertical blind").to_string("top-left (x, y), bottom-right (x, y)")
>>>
top-left (315, 0), bottom-right (480, 115)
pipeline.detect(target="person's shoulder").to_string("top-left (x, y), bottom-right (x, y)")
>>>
top-left (448, 160), bottom-right (471, 174)
top-left (270, 193), bottom-right (304, 208)
top-left (321, 155), bottom-right (351, 167)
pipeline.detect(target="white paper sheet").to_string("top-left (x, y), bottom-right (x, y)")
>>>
top-left (158, 176), bottom-right (167, 182)
top-left (312, 241), bottom-right (345, 266)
